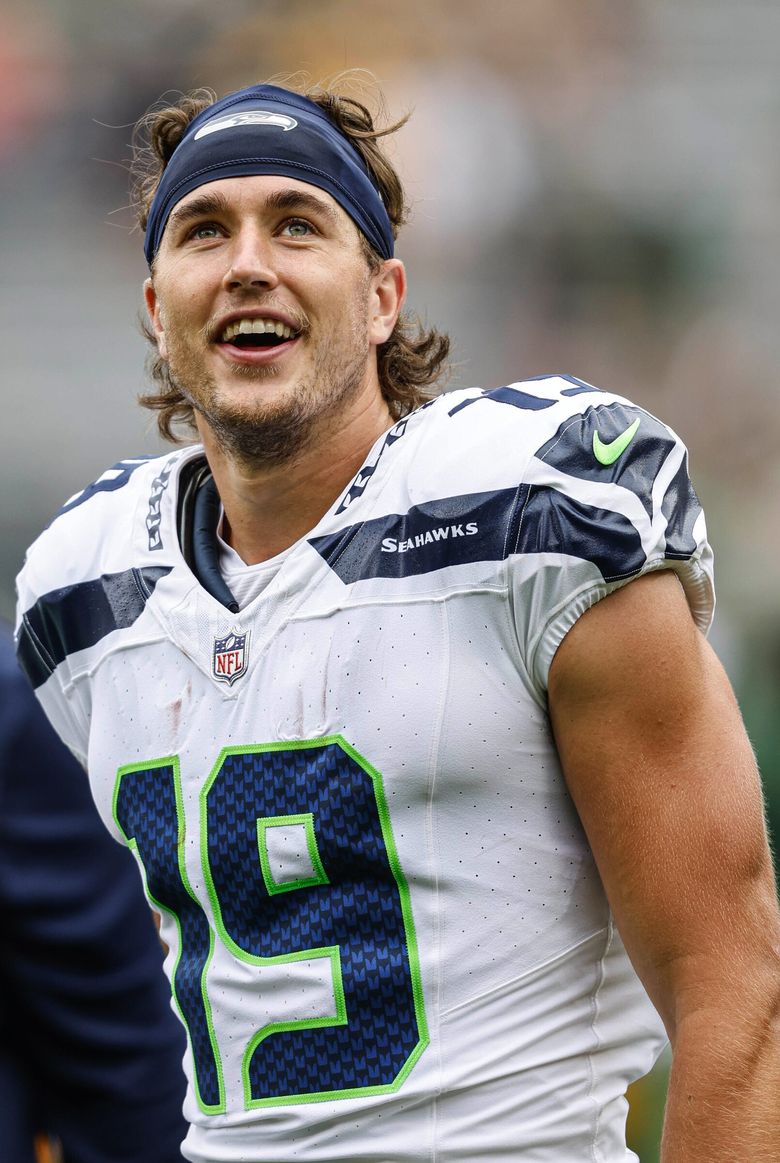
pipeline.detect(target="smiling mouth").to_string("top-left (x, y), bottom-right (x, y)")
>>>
top-left (217, 317), bottom-right (300, 350)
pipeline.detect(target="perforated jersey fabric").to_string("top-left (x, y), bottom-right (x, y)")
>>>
top-left (16, 377), bottom-right (713, 1161)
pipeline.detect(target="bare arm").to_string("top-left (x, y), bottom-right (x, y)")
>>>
top-left (548, 570), bottom-right (780, 1162)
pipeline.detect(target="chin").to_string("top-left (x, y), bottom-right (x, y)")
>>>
top-left (198, 387), bottom-right (324, 466)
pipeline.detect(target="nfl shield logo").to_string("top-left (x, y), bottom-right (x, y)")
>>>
top-left (212, 631), bottom-right (250, 686)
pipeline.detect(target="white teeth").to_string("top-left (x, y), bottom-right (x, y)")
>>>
top-left (220, 318), bottom-right (296, 341)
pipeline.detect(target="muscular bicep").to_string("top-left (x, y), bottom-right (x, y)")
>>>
top-left (547, 570), bottom-right (779, 1037)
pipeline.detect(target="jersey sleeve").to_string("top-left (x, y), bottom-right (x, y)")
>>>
top-left (13, 452), bottom-right (180, 770)
top-left (507, 397), bottom-right (715, 701)
top-left (15, 566), bottom-right (91, 769)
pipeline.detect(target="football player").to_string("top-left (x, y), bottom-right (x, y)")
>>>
top-left (16, 81), bottom-right (780, 1161)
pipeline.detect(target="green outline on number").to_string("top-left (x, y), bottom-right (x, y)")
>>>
top-left (200, 735), bottom-right (429, 1109)
top-left (257, 813), bottom-right (330, 896)
top-left (113, 756), bottom-right (226, 1115)
top-left (336, 735), bottom-right (430, 1101)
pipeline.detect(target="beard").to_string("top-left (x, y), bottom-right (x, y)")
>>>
top-left (163, 315), bottom-right (373, 469)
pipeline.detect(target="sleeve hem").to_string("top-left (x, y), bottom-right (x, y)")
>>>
top-left (532, 556), bottom-right (716, 696)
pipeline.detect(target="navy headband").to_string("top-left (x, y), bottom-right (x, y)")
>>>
top-left (143, 84), bottom-right (395, 265)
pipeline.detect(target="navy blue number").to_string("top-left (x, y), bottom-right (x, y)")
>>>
top-left (203, 739), bottom-right (426, 1106)
top-left (115, 738), bottom-right (427, 1111)
top-left (115, 760), bottom-right (224, 1112)
top-left (58, 458), bottom-right (154, 517)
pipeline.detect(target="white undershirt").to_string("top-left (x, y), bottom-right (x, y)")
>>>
top-left (216, 508), bottom-right (293, 609)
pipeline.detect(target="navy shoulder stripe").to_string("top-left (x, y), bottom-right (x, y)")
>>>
top-left (515, 488), bottom-right (645, 580)
top-left (17, 567), bottom-right (172, 689)
top-left (310, 486), bottom-right (646, 585)
top-left (311, 489), bottom-right (519, 583)
top-left (449, 385), bottom-right (557, 417)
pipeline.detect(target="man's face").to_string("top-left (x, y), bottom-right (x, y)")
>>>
top-left (144, 174), bottom-right (403, 464)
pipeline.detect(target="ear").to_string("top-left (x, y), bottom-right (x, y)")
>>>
top-left (369, 259), bottom-right (406, 347)
top-left (143, 277), bottom-right (168, 360)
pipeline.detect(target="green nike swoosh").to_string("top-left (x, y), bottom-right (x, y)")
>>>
top-left (593, 417), bottom-right (641, 466)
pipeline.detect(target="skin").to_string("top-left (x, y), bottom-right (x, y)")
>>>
top-left (146, 171), bottom-right (780, 1155)
top-left (144, 174), bottom-right (405, 563)
top-left (548, 570), bottom-right (780, 1160)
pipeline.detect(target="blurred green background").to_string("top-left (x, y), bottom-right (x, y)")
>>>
top-left (2, 2), bottom-right (779, 1157)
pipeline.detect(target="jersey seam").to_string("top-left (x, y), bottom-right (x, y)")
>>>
top-left (53, 626), bottom-right (171, 693)
top-left (20, 613), bottom-right (56, 674)
top-left (440, 926), bottom-right (610, 1018)
top-left (425, 597), bottom-right (452, 1163)
top-left (288, 582), bottom-right (508, 622)
top-left (495, 567), bottom-right (541, 708)
top-left (531, 409), bottom-right (597, 469)
top-left (513, 481), bottom-right (653, 587)
top-left (132, 566), bottom-right (154, 601)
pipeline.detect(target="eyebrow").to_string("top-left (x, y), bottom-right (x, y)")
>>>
top-left (263, 187), bottom-right (340, 225)
top-left (165, 185), bottom-right (341, 236)
top-left (166, 190), bottom-right (231, 234)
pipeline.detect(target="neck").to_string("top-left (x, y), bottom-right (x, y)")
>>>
top-left (198, 385), bottom-right (393, 565)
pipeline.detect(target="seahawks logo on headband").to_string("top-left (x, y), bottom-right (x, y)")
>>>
top-left (194, 110), bottom-right (298, 140)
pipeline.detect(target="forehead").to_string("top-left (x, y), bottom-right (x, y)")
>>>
top-left (169, 174), bottom-right (349, 226)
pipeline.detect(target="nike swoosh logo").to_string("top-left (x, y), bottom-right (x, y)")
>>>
top-left (593, 417), bottom-right (640, 466)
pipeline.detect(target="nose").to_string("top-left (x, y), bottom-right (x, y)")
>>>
top-left (222, 226), bottom-right (279, 291)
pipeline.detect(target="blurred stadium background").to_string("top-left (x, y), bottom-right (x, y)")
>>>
top-left (2, 2), bottom-right (779, 1159)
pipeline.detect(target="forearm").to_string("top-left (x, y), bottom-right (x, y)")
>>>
top-left (661, 995), bottom-right (780, 1162)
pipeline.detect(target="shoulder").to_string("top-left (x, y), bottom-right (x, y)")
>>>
top-left (419, 376), bottom-right (712, 641)
top-left (409, 375), bottom-right (689, 499)
top-left (18, 447), bottom-right (198, 601)
top-left (15, 446), bottom-right (201, 695)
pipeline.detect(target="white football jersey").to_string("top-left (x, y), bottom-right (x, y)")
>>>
top-left (16, 378), bottom-right (714, 1162)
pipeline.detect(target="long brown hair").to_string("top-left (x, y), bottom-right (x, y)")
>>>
top-left (131, 79), bottom-right (450, 441)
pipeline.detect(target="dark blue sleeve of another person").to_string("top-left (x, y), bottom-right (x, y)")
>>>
top-left (0, 625), bottom-right (187, 1163)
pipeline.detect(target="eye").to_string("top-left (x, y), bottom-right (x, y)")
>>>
top-left (281, 218), bottom-right (315, 238)
top-left (189, 222), bottom-right (222, 241)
